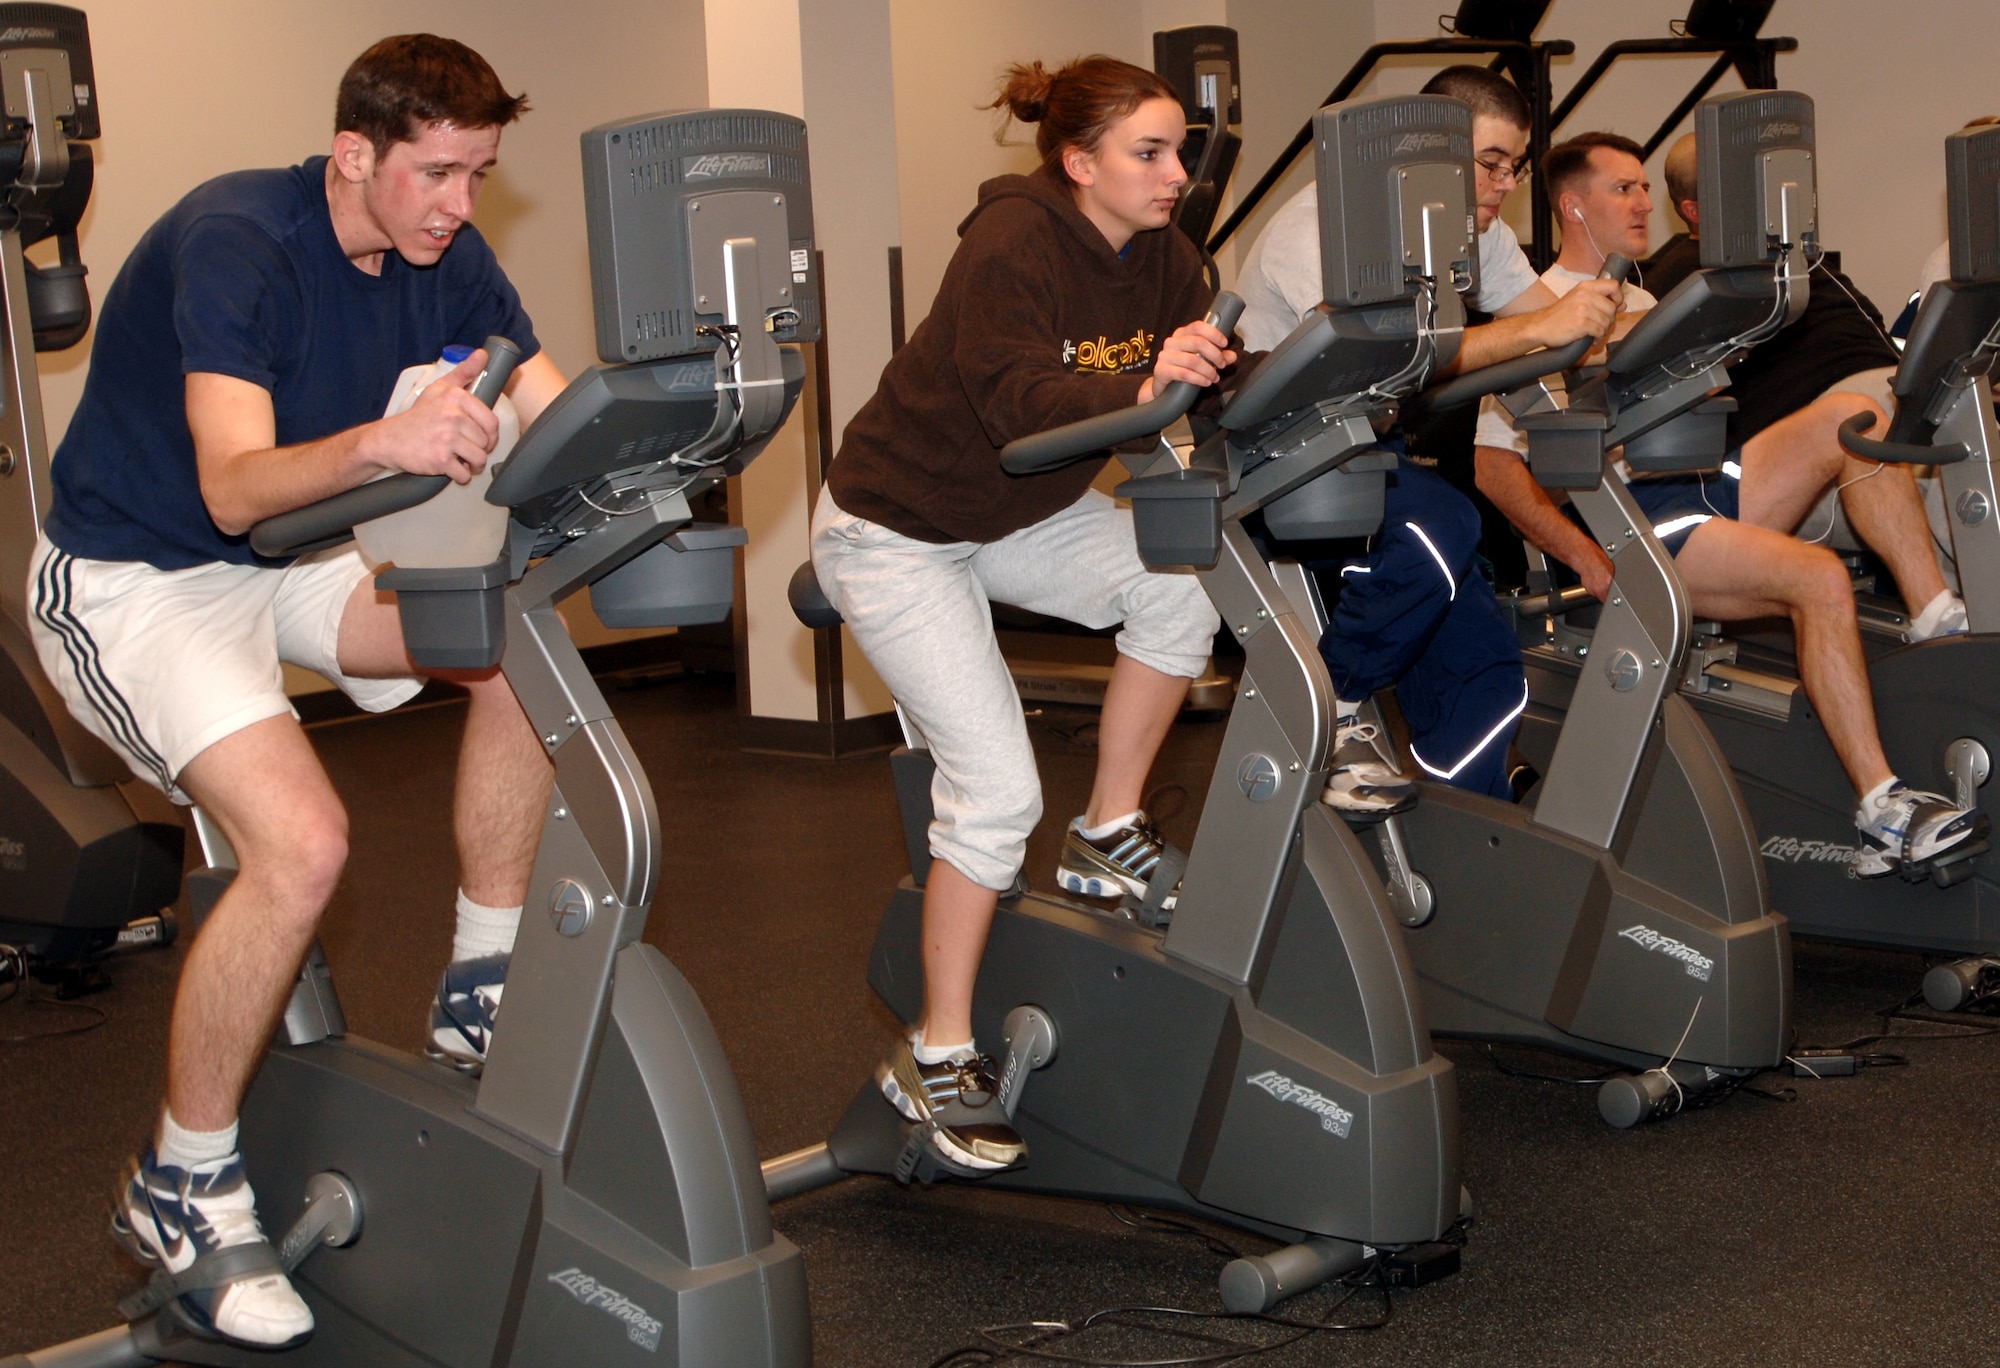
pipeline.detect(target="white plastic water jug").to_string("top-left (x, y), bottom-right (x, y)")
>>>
top-left (353, 344), bottom-right (519, 569)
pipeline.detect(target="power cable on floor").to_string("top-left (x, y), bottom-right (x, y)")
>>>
top-left (923, 1208), bottom-right (1424, 1367)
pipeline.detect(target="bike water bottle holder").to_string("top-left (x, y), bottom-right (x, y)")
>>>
top-left (1116, 466), bottom-right (1228, 570)
top-left (1517, 409), bottom-right (1611, 490)
top-left (590, 522), bottom-right (748, 628)
top-left (1261, 447), bottom-right (1397, 541)
top-left (375, 555), bottom-right (509, 671)
top-left (1620, 396), bottom-right (1736, 474)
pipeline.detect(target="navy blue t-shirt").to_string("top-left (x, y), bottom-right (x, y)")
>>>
top-left (46, 155), bottom-right (540, 568)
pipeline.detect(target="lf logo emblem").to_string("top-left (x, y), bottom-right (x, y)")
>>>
top-left (550, 880), bottom-right (593, 937)
top-left (1237, 754), bottom-right (1280, 802)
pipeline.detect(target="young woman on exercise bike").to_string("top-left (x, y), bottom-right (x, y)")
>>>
top-left (811, 55), bottom-right (1234, 1173)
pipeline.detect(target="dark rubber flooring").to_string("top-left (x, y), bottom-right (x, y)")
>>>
top-left (4, 666), bottom-right (1999, 1365)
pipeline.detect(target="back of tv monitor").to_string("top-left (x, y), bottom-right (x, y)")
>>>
top-left (1694, 90), bottom-right (1816, 270)
top-left (1947, 124), bottom-right (2000, 286)
top-left (1313, 94), bottom-right (1477, 308)
top-left (581, 108), bottom-right (822, 364)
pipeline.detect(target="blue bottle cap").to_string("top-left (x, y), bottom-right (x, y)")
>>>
top-left (441, 344), bottom-right (475, 364)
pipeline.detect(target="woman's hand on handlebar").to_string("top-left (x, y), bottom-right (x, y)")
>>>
top-left (1136, 320), bottom-right (1236, 404)
top-left (358, 348), bottom-right (500, 485)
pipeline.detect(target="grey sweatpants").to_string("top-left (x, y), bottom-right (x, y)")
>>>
top-left (812, 484), bottom-right (1219, 890)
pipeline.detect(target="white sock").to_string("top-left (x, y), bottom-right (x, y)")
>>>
top-left (1078, 810), bottom-right (1142, 841)
top-left (1336, 697), bottom-right (1361, 720)
top-left (914, 1036), bottom-right (975, 1066)
top-left (1859, 775), bottom-right (1899, 818)
top-left (452, 889), bottom-right (522, 962)
top-left (158, 1109), bottom-right (238, 1169)
top-left (1911, 590), bottom-right (1963, 640)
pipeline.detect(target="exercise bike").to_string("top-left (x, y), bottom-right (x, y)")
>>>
top-left (773, 92), bottom-right (1512, 1316)
top-left (0, 7), bottom-right (183, 989)
top-left (1281, 90), bottom-right (1812, 1126)
top-left (1663, 120), bottom-right (2000, 968)
top-left (11, 105), bottom-right (820, 1367)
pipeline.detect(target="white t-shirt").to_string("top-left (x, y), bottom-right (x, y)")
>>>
top-left (1917, 240), bottom-right (1951, 296)
top-left (1233, 181), bottom-right (1545, 353)
top-left (1474, 261), bottom-right (1659, 456)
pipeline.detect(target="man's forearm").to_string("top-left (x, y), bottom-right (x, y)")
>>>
top-left (1449, 311), bottom-right (1559, 375)
top-left (1474, 447), bottom-right (1611, 579)
top-left (197, 423), bottom-right (377, 537)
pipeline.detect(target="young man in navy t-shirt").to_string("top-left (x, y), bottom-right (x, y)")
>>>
top-left (29, 35), bottom-right (567, 1347)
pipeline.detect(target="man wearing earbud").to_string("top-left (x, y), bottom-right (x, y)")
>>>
top-left (1475, 131), bottom-right (1982, 881)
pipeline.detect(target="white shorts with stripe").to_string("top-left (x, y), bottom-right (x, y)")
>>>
top-left (28, 534), bottom-right (422, 802)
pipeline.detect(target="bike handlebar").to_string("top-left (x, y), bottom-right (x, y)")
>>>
top-left (250, 337), bottom-right (523, 559)
top-left (1416, 254), bottom-right (1633, 413)
top-left (999, 294), bottom-right (1246, 475)
top-left (1836, 409), bottom-right (1970, 467)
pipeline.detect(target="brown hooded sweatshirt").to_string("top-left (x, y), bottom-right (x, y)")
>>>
top-left (827, 169), bottom-right (1214, 544)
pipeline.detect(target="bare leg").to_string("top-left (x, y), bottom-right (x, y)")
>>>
top-left (916, 859), bottom-right (1003, 1047)
top-left (1738, 393), bottom-right (1948, 613)
top-left (169, 718), bottom-right (350, 1131)
top-left (335, 581), bottom-right (552, 909)
top-left (1085, 653), bottom-right (1193, 827)
top-left (1675, 519), bottom-right (1891, 797)
top-left (451, 672), bottom-right (553, 906)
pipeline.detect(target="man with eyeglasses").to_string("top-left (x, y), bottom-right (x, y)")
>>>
top-left (1231, 66), bottom-right (1621, 814)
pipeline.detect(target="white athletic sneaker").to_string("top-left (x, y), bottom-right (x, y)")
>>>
top-left (111, 1148), bottom-right (313, 1347)
top-left (876, 1037), bottom-right (1025, 1171)
top-left (1854, 782), bottom-right (1985, 878)
top-left (1910, 593), bottom-right (1968, 642)
top-left (1321, 715), bottom-right (1418, 817)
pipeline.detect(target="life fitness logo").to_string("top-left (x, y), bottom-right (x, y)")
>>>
top-left (1061, 328), bottom-right (1155, 375)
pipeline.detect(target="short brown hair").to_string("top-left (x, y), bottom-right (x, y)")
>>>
top-left (989, 55), bottom-right (1179, 185)
top-left (336, 35), bottom-right (529, 158)
top-left (1543, 131), bottom-right (1645, 200)
top-left (1420, 66), bottom-right (1530, 131)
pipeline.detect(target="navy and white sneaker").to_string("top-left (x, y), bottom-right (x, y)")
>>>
top-left (1057, 813), bottom-right (1181, 908)
top-left (1854, 783), bottom-right (1986, 878)
top-left (427, 952), bottom-right (508, 1072)
top-left (111, 1148), bottom-right (312, 1347)
top-left (1321, 715), bottom-right (1418, 817)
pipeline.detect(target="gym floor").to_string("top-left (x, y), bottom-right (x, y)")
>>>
top-left (4, 657), bottom-right (1999, 1365)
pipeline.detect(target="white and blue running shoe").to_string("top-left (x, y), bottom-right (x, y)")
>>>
top-left (427, 951), bottom-right (509, 1072)
top-left (1854, 783), bottom-right (1987, 879)
top-left (111, 1148), bottom-right (311, 1347)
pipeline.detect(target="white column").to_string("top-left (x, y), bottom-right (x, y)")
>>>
top-left (705, 0), bottom-right (896, 730)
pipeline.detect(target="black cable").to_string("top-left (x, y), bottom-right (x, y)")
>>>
top-left (1478, 1042), bottom-right (1618, 1087)
top-left (927, 1230), bottom-right (1408, 1368)
top-left (1105, 1204), bottom-right (1242, 1261)
top-left (0, 943), bottom-right (109, 1042)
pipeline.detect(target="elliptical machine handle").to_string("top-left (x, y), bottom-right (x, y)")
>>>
top-left (999, 293), bottom-right (1245, 475)
top-left (1836, 409), bottom-right (1971, 466)
top-left (249, 336), bottom-right (524, 558)
top-left (1416, 255), bottom-right (1633, 413)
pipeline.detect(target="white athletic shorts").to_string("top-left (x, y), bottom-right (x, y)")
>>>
top-left (27, 534), bottom-right (422, 801)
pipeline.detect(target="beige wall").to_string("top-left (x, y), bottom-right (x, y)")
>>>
top-left (43, 0), bottom-right (709, 434)
top-left (885, 2), bottom-right (1153, 336)
top-left (45, 0), bottom-right (709, 678)
top-left (1219, 0), bottom-right (1374, 278)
